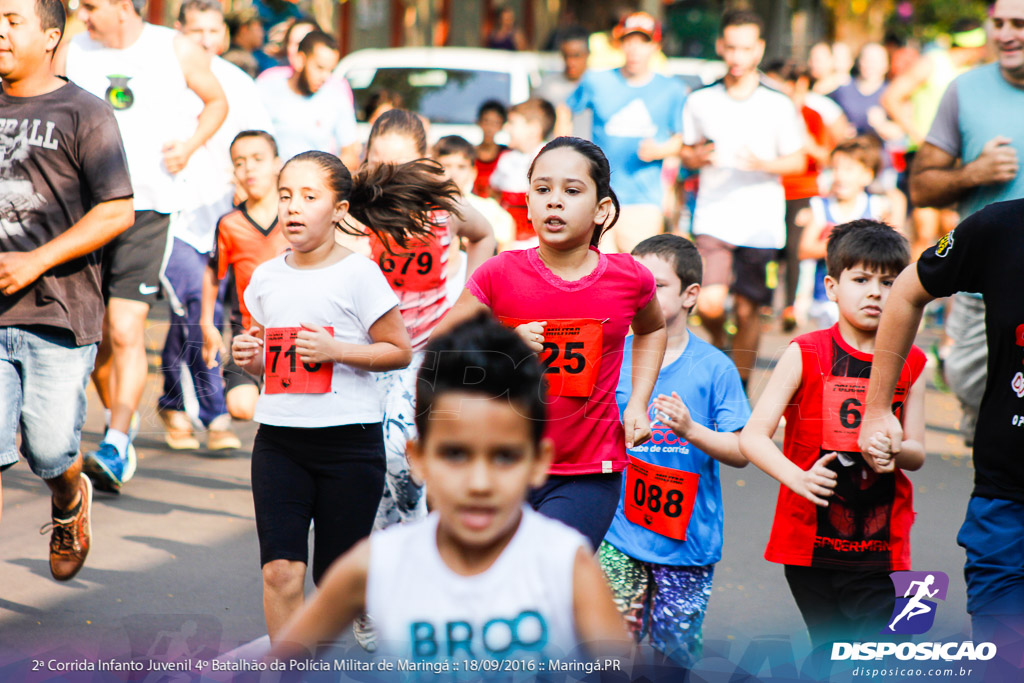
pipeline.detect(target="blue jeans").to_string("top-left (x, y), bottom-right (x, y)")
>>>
top-left (158, 238), bottom-right (227, 426)
top-left (0, 327), bottom-right (97, 479)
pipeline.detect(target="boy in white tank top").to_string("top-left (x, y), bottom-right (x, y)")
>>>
top-left (269, 315), bottom-right (629, 666)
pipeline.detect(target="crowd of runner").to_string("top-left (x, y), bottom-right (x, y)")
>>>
top-left (1, 0), bottom-right (1022, 677)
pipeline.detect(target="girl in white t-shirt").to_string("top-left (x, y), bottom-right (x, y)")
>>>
top-left (231, 150), bottom-right (462, 642)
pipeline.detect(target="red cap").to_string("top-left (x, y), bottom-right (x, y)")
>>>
top-left (614, 12), bottom-right (662, 43)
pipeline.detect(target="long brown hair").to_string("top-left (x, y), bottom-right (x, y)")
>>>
top-left (281, 151), bottom-right (461, 249)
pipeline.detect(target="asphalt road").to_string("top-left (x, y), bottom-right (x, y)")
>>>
top-left (0, 316), bottom-right (979, 682)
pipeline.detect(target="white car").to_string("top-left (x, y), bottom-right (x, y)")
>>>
top-left (335, 47), bottom-right (542, 145)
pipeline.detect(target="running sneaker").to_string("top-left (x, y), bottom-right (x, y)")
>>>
top-left (352, 613), bottom-right (378, 653)
top-left (40, 474), bottom-right (92, 581)
top-left (207, 414), bottom-right (242, 451)
top-left (83, 441), bottom-right (135, 493)
top-left (158, 408), bottom-right (200, 450)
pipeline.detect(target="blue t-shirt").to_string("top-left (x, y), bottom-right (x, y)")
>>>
top-left (605, 334), bottom-right (750, 566)
top-left (568, 69), bottom-right (686, 207)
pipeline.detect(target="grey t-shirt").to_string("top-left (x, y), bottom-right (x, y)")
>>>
top-left (0, 80), bottom-right (133, 345)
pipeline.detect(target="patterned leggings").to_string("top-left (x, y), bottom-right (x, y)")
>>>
top-left (598, 541), bottom-right (714, 668)
top-left (373, 353), bottom-right (427, 530)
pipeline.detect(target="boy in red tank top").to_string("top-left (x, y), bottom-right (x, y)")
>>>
top-left (740, 219), bottom-right (926, 648)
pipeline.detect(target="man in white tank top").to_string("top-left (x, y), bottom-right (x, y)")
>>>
top-left (59, 0), bottom-right (228, 492)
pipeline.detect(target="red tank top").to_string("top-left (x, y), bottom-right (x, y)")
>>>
top-left (765, 325), bottom-right (925, 570)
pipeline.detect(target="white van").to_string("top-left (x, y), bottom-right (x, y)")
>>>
top-left (336, 47), bottom-right (542, 145)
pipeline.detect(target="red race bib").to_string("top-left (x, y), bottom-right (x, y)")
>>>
top-left (821, 376), bottom-right (909, 452)
top-left (370, 225), bottom-right (446, 293)
top-left (264, 327), bottom-right (334, 394)
top-left (499, 317), bottom-right (603, 398)
top-left (623, 456), bottom-right (700, 541)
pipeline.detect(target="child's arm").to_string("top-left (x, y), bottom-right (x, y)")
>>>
top-left (232, 321), bottom-right (265, 375)
top-left (268, 539), bottom-right (370, 657)
top-left (449, 196), bottom-right (497, 276)
top-left (625, 298), bottom-right (667, 449)
top-left (200, 263), bottom-right (224, 369)
top-left (431, 289), bottom-right (493, 339)
top-left (295, 306), bottom-right (412, 372)
top-left (571, 546), bottom-right (631, 658)
top-left (866, 373), bottom-right (926, 473)
top-left (653, 392), bottom-right (747, 468)
top-left (739, 343), bottom-right (838, 507)
top-left (797, 209), bottom-right (828, 261)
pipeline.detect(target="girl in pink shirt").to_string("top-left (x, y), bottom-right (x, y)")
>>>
top-left (437, 137), bottom-right (667, 549)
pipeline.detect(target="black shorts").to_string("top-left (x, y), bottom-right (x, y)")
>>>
top-left (251, 423), bottom-right (386, 584)
top-left (784, 564), bottom-right (896, 647)
top-left (222, 352), bottom-right (260, 393)
top-left (101, 210), bottom-right (172, 306)
top-left (695, 234), bottom-right (778, 307)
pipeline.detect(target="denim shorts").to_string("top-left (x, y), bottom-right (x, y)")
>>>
top-left (0, 326), bottom-right (97, 479)
top-left (957, 496), bottom-right (1024, 617)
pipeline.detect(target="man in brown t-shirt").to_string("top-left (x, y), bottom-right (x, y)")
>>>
top-left (0, 0), bottom-right (134, 581)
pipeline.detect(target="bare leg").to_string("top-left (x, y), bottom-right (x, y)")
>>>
top-left (44, 455), bottom-right (85, 511)
top-left (226, 385), bottom-right (259, 422)
top-left (103, 298), bottom-right (151, 434)
top-left (697, 283), bottom-right (729, 349)
top-left (262, 559), bottom-right (307, 642)
top-left (732, 295), bottom-right (762, 384)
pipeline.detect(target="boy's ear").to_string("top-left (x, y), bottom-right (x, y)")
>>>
top-left (682, 282), bottom-right (701, 310)
top-left (530, 438), bottom-right (555, 489)
top-left (824, 274), bottom-right (839, 302)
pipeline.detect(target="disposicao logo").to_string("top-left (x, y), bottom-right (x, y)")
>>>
top-left (885, 570), bottom-right (948, 635)
top-left (831, 570), bottom-right (997, 663)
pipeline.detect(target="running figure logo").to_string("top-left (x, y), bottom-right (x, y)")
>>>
top-left (884, 571), bottom-right (949, 634)
top-left (105, 76), bottom-right (135, 110)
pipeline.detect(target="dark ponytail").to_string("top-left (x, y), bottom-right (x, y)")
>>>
top-left (527, 136), bottom-right (620, 248)
top-left (282, 150), bottom-right (462, 250)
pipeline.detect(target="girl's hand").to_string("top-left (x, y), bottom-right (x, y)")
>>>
top-left (792, 452), bottom-right (839, 507)
top-left (295, 323), bottom-right (338, 364)
top-left (201, 322), bottom-right (225, 369)
top-left (622, 400), bottom-right (652, 449)
top-left (653, 392), bottom-right (694, 439)
top-left (515, 321), bottom-right (547, 353)
top-left (232, 327), bottom-right (263, 371)
top-left (864, 431), bottom-right (895, 473)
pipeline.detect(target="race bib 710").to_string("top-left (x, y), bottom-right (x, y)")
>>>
top-left (498, 317), bottom-right (603, 398)
top-left (623, 456), bottom-right (700, 541)
top-left (264, 327), bottom-right (334, 394)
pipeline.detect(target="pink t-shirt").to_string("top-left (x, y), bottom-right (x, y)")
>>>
top-left (467, 248), bottom-right (656, 475)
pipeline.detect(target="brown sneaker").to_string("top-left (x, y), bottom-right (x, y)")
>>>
top-left (40, 474), bottom-right (92, 581)
top-left (158, 408), bottom-right (200, 450)
top-left (207, 414), bottom-right (242, 451)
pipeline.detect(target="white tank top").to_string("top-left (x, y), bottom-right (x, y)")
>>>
top-left (367, 507), bottom-right (586, 664)
top-left (66, 24), bottom-right (192, 213)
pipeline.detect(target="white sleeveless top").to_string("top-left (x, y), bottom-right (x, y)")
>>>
top-left (367, 507), bottom-right (586, 663)
top-left (66, 24), bottom-right (192, 213)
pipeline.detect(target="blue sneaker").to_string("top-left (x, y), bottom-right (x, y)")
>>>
top-left (83, 441), bottom-right (136, 493)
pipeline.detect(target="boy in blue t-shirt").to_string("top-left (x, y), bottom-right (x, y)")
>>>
top-left (601, 234), bottom-right (751, 667)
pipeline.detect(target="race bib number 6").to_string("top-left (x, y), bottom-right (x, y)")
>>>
top-left (264, 327), bottom-right (334, 394)
top-left (821, 376), bottom-right (908, 452)
top-left (498, 317), bottom-right (603, 398)
top-left (624, 456), bottom-right (700, 541)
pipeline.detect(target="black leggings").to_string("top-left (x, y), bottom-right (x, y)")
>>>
top-left (528, 472), bottom-right (623, 551)
top-left (251, 423), bottom-right (386, 584)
